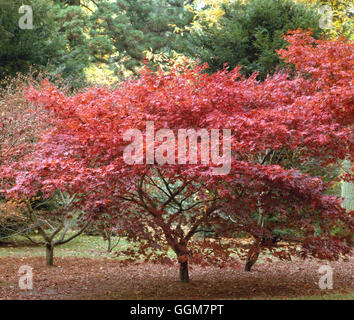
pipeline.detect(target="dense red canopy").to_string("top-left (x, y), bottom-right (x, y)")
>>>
top-left (2, 30), bottom-right (353, 269)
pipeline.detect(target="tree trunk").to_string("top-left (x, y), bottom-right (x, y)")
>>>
top-left (245, 209), bottom-right (264, 271)
top-left (179, 261), bottom-right (189, 283)
top-left (46, 243), bottom-right (54, 266)
top-left (245, 249), bottom-right (260, 272)
top-left (107, 232), bottom-right (112, 253)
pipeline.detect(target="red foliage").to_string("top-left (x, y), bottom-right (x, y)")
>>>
top-left (1, 30), bottom-right (353, 276)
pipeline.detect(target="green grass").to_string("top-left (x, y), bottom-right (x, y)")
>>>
top-left (0, 234), bottom-right (131, 259)
top-left (0, 233), bottom-right (177, 260)
top-left (0, 234), bottom-right (300, 263)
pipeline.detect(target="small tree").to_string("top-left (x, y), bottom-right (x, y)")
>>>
top-left (0, 75), bottom-right (91, 265)
top-left (5, 31), bottom-right (353, 281)
top-left (92, 213), bottom-right (124, 253)
top-left (0, 74), bottom-right (47, 240)
top-left (21, 191), bottom-right (90, 266)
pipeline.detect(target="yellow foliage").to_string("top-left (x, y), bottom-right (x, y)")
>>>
top-left (184, 0), bottom-right (352, 39)
top-left (300, 0), bottom-right (353, 39)
top-left (0, 201), bottom-right (25, 221)
top-left (84, 63), bottom-right (120, 86)
top-left (185, 0), bottom-right (234, 30)
top-left (142, 49), bottom-right (196, 72)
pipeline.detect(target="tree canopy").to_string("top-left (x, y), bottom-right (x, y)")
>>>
top-left (2, 30), bottom-right (352, 281)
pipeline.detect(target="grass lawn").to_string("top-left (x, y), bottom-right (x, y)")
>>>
top-left (0, 234), bottom-right (132, 260)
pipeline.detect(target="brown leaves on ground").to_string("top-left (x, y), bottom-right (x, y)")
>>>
top-left (0, 257), bottom-right (353, 300)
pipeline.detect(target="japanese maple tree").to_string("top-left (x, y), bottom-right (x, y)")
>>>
top-left (0, 76), bottom-right (90, 264)
top-left (2, 30), bottom-right (352, 281)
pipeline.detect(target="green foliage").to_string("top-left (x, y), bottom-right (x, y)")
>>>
top-left (185, 0), bottom-right (324, 78)
top-left (0, 0), bottom-right (195, 85)
top-left (49, 2), bottom-right (91, 87)
top-left (0, 0), bottom-right (60, 79)
top-left (88, 0), bottom-right (195, 75)
top-left (0, 0), bottom-right (90, 88)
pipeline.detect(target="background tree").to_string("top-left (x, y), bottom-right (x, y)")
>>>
top-left (0, 0), bottom-right (61, 80)
top-left (341, 160), bottom-right (354, 211)
top-left (50, 0), bottom-right (91, 87)
top-left (21, 191), bottom-right (90, 266)
top-left (0, 199), bottom-right (27, 240)
top-left (0, 0), bottom-right (92, 88)
top-left (185, 0), bottom-right (230, 29)
top-left (87, 0), bottom-right (195, 76)
top-left (0, 73), bottom-right (44, 241)
top-left (303, 0), bottom-right (353, 39)
top-left (184, 0), bottom-right (323, 78)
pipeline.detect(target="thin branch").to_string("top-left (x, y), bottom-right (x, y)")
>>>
top-left (185, 204), bottom-right (219, 242)
top-left (54, 221), bottom-right (90, 246)
top-left (49, 222), bottom-right (64, 242)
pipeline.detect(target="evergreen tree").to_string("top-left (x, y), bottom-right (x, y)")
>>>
top-left (0, 0), bottom-right (61, 79)
top-left (50, 1), bottom-right (91, 87)
top-left (88, 0), bottom-right (194, 75)
top-left (0, 0), bottom-right (195, 83)
top-left (185, 0), bottom-right (324, 78)
top-left (0, 0), bottom-right (91, 88)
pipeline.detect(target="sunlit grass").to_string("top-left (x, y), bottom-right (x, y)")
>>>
top-left (0, 234), bottom-right (177, 260)
top-left (0, 234), bottom-right (129, 260)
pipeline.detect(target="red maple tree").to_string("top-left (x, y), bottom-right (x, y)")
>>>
top-left (2, 30), bottom-right (352, 282)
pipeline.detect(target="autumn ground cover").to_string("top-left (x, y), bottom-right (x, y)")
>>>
top-left (0, 236), bottom-right (353, 300)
